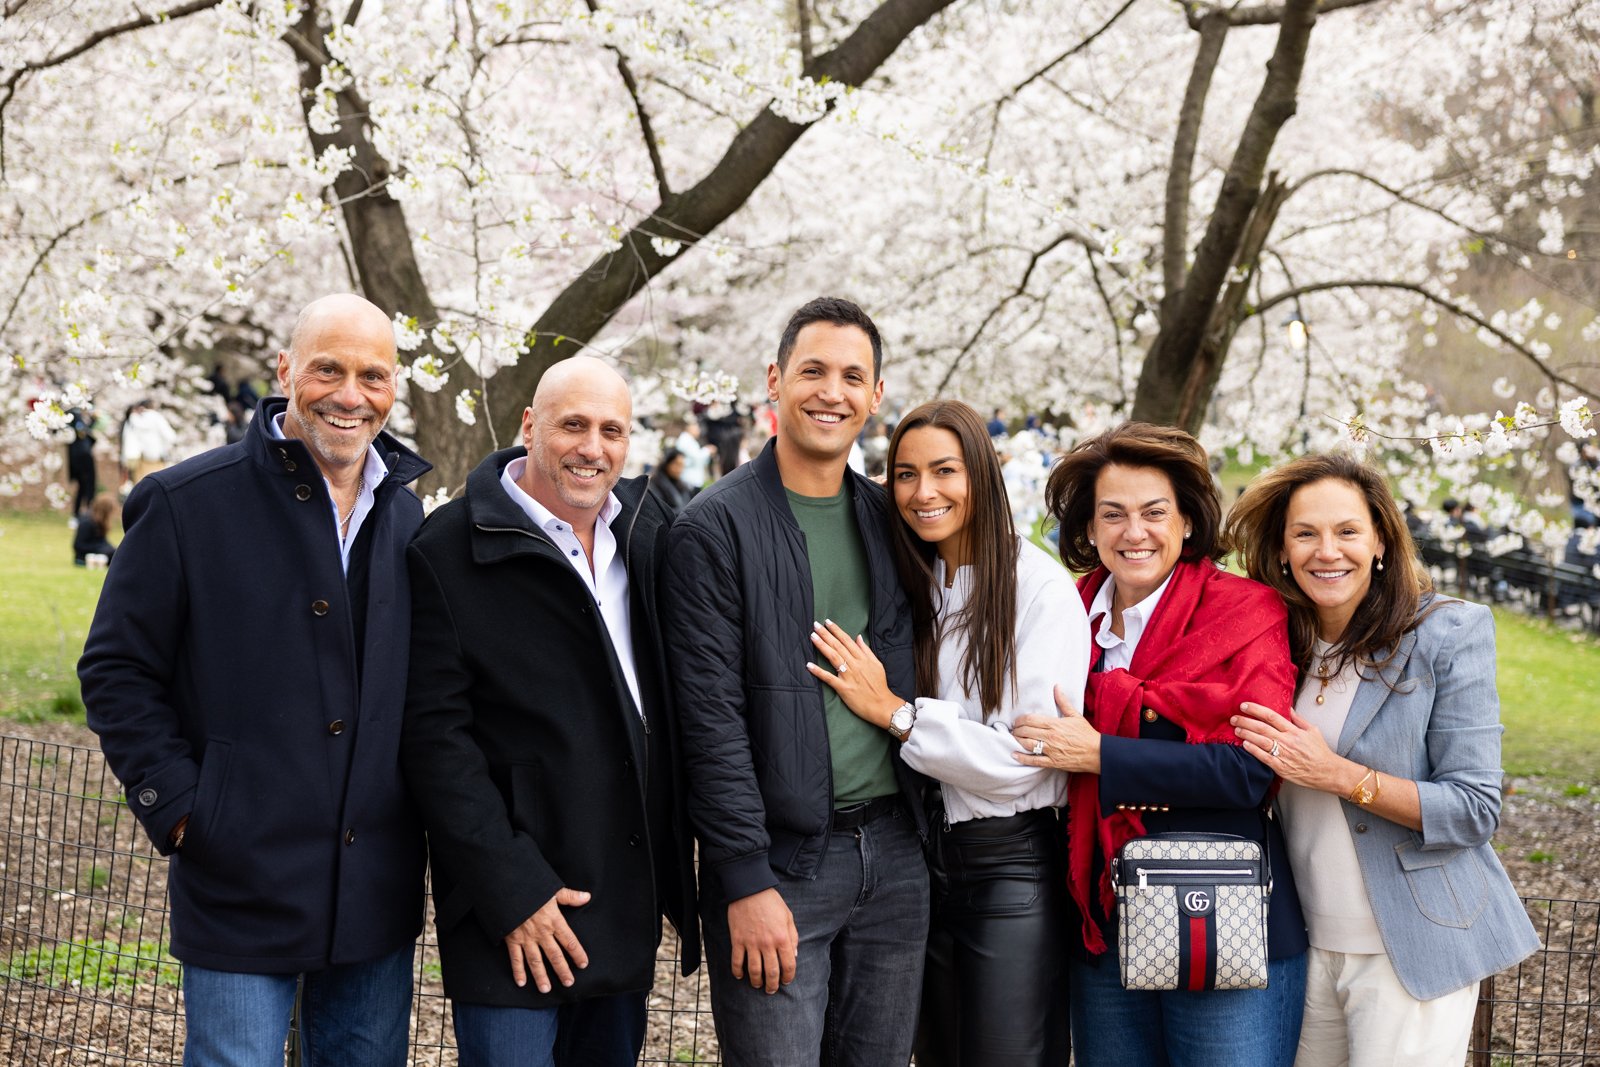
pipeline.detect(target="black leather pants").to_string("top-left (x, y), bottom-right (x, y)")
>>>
top-left (912, 807), bottom-right (1070, 1067)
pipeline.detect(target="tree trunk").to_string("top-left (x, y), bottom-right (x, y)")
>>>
top-left (285, 3), bottom-right (494, 489)
top-left (1132, 0), bottom-right (1320, 433)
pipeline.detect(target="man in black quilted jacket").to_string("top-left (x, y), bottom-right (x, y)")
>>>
top-left (663, 297), bottom-right (928, 1065)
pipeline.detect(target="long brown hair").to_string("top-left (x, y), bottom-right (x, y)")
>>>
top-left (1224, 453), bottom-right (1432, 685)
top-left (1045, 421), bottom-right (1225, 572)
top-left (887, 401), bottom-right (1019, 719)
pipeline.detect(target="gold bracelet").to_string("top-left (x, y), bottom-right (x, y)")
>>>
top-left (1348, 768), bottom-right (1377, 807)
top-left (1366, 771), bottom-right (1382, 807)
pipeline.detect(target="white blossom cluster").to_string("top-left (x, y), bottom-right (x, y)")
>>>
top-left (0, 0), bottom-right (1596, 553)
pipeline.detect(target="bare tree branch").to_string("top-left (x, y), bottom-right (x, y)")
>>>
top-left (1163, 11), bottom-right (1229, 312)
top-left (994, 0), bottom-right (1140, 106)
top-left (1182, 0), bottom-right (1384, 30)
top-left (584, 0), bottom-right (671, 202)
top-left (1248, 279), bottom-right (1589, 392)
top-left (935, 230), bottom-right (1094, 392)
top-left (797, 0), bottom-right (815, 68)
top-left (344, 0), bottom-right (366, 26)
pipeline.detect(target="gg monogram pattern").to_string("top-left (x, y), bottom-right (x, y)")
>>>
top-left (1116, 836), bottom-right (1268, 991)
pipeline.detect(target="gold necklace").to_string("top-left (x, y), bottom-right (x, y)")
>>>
top-left (1315, 657), bottom-right (1332, 705)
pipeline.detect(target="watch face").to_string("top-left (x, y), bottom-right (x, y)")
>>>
top-left (891, 706), bottom-right (914, 732)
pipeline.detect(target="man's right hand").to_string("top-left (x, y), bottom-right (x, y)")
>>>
top-left (504, 887), bottom-right (591, 993)
top-left (727, 887), bottom-right (798, 994)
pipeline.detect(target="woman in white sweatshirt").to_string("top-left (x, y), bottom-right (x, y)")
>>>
top-left (809, 399), bottom-right (1091, 1066)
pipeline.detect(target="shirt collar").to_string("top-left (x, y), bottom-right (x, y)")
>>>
top-left (268, 412), bottom-right (388, 486)
top-left (1088, 568), bottom-right (1176, 635)
top-left (500, 455), bottom-right (621, 533)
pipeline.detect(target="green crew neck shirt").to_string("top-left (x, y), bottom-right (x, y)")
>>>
top-left (786, 483), bottom-right (897, 806)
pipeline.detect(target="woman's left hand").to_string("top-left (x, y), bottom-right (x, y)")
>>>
top-left (1012, 686), bottom-right (1102, 774)
top-left (1231, 701), bottom-right (1339, 792)
top-left (807, 620), bottom-right (901, 729)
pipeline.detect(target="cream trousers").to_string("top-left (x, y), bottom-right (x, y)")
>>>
top-left (1294, 946), bottom-right (1480, 1067)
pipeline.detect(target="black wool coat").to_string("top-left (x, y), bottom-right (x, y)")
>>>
top-left (78, 397), bottom-right (431, 973)
top-left (401, 448), bottom-right (700, 1008)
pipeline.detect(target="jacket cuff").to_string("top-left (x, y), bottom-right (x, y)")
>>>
top-left (127, 758), bottom-right (200, 857)
top-left (716, 852), bottom-right (778, 902)
top-left (476, 843), bottom-right (564, 941)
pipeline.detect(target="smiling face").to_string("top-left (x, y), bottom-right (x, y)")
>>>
top-left (275, 296), bottom-right (397, 477)
top-left (1283, 477), bottom-right (1384, 641)
top-left (1090, 463), bottom-right (1191, 606)
top-left (519, 356), bottom-right (632, 528)
top-left (892, 425), bottom-right (971, 568)
top-left (768, 322), bottom-right (883, 491)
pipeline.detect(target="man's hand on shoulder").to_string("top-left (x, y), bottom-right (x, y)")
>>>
top-left (726, 886), bottom-right (797, 994)
top-left (504, 887), bottom-right (591, 993)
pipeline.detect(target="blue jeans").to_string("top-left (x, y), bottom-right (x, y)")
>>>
top-left (451, 991), bottom-right (646, 1067)
top-left (1070, 942), bottom-right (1307, 1067)
top-left (701, 803), bottom-right (930, 1066)
top-left (180, 943), bottom-right (413, 1067)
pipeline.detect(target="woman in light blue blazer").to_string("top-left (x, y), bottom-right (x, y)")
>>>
top-left (1223, 454), bottom-right (1538, 1067)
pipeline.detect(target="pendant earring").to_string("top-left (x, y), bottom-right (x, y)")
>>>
top-left (1088, 538), bottom-right (1096, 546)
top-left (1376, 557), bottom-right (1385, 572)
top-left (1184, 530), bottom-right (1191, 539)
top-left (1280, 560), bottom-right (1289, 577)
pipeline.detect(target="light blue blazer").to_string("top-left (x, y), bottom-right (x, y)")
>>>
top-left (1333, 596), bottom-right (1540, 1000)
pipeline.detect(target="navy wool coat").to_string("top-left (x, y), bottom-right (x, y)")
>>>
top-left (78, 397), bottom-right (431, 973)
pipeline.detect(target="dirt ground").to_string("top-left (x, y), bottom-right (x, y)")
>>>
top-left (1, 719), bottom-right (1594, 1066)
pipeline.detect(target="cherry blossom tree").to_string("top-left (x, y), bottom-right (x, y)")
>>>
top-left (2, 0), bottom-right (1595, 549)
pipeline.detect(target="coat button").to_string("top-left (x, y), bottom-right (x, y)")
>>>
top-left (328, 720), bottom-right (345, 735)
top-left (345, 829), bottom-right (356, 845)
top-left (628, 834), bottom-right (642, 847)
top-left (312, 600), bottom-right (330, 615)
top-left (137, 788), bottom-right (158, 806)
top-left (284, 460), bottom-right (298, 472)
top-left (295, 485), bottom-right (312, 501)
top-left (1355, 823), bottom-right (1368, 834)
top-left (1143, 708), bottom-right (1158, 722)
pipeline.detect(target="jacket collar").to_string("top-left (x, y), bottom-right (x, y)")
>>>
top-left (247, 396), bottom-right (432, 487)
top-left (1334, 627), bottom-right (1420, 755)
top-left (466, 446), bottom-right (652, 566)
top-left (751, 436), bottom-right (878, 523)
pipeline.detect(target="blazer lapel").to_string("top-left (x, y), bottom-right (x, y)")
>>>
top-left (1335, 630), bottom-right (1418, 755)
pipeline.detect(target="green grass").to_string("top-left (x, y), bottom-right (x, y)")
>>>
top-left (1, 508), bottom-right (1595, 791)
top-left (0, 510), bottom-right (111, 722)
top-left (1492, 606), bottom-right (1600, 788)
top-left (0, 937), bottom-right (180, 992)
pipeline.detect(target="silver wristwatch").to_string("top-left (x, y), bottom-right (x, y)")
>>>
top-left (887, 701), bottom-right (917, 741)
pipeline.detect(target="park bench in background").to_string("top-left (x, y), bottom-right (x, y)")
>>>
top-left (1, 734), bottom-right (1594, 1065)
top-left (1413, 527), bottom-right (1600, 635)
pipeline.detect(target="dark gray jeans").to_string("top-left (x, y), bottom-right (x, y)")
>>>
top-left (701, 803), bottom-right (930, 1066)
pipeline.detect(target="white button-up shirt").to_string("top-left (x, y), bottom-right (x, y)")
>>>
top-left (268, 413), bottom-right (386, 574)
top-left (1087, 569), bottom-right (1175, 671)
top-left (500, 457), bottom-right (642, 716)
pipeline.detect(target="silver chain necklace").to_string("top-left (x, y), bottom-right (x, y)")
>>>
top-left (339, 474), bottom-right (365, 536)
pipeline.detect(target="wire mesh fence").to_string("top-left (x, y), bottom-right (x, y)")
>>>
top-left (2, 732), bottom-right (1594, 1065)
top-left (0, 735), bottom-right (718, 1065)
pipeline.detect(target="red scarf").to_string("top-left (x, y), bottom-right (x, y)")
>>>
top-left (1067, 559), bottom-right (1295, 954)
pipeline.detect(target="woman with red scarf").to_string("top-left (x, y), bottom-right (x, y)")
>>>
top-left (1013, 422), bottom-right (1307, 1067)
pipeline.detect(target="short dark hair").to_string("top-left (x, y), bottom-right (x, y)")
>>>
top-left (1045, 421), bottom-right (1224, 572)
top-left (776, 297), bottom-right (883, 379)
